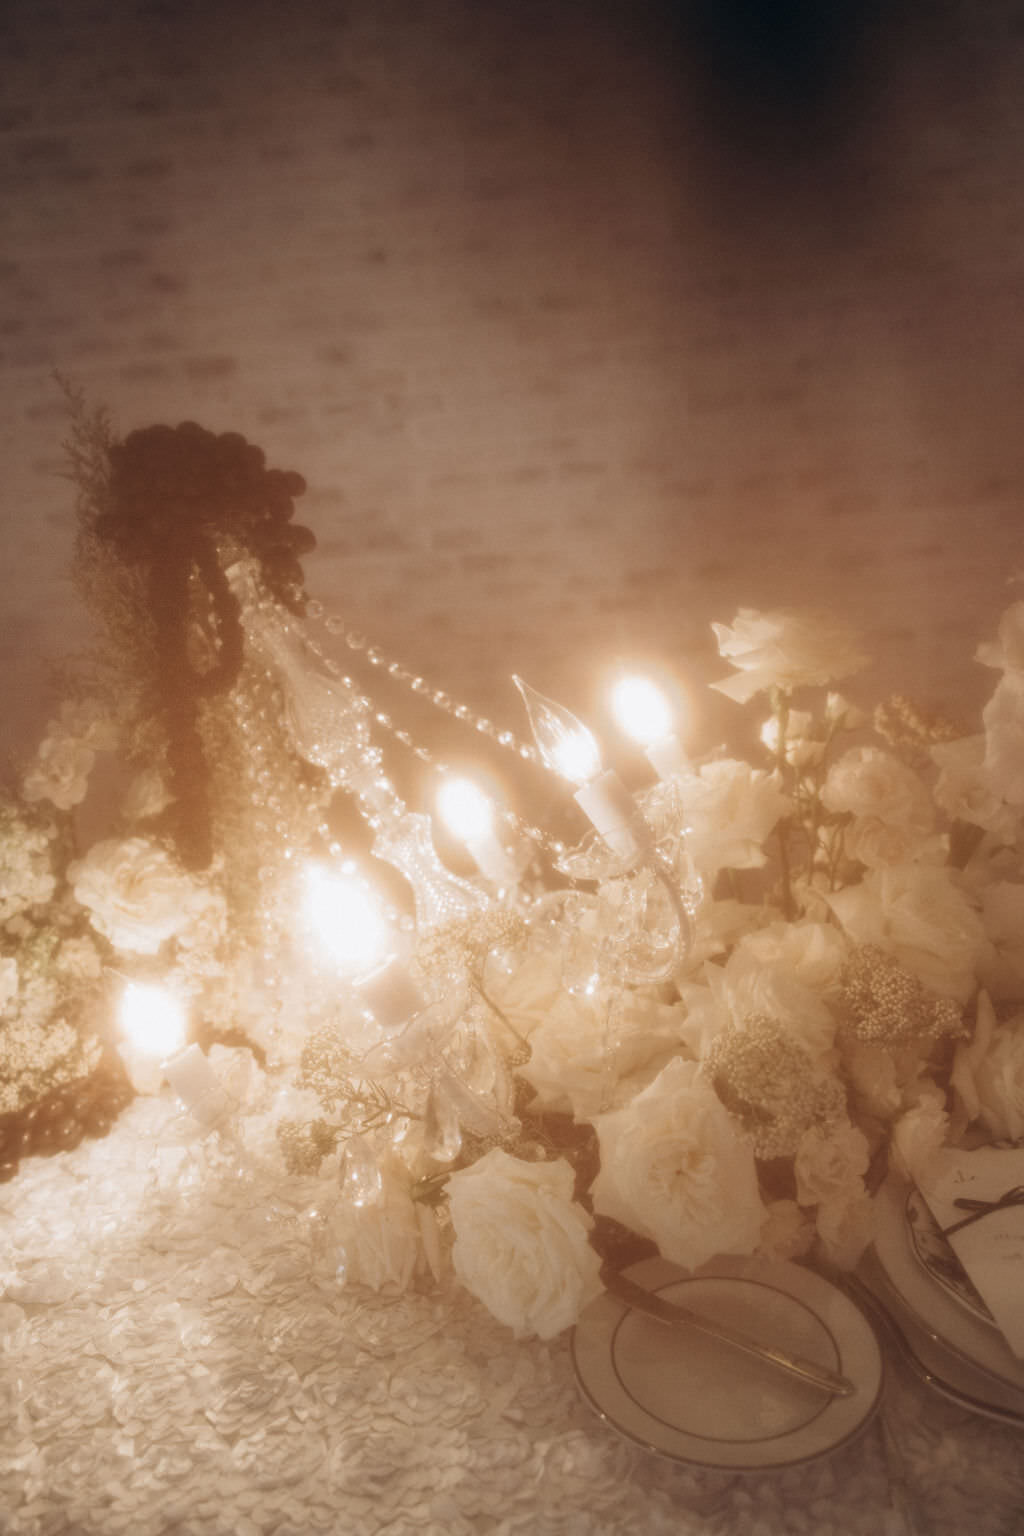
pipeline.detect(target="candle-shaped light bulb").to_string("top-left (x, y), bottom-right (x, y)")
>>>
top-left (610, 674), bottom-right (689, 781)
top-left (116, 983), bottom-right (231, 1129)
top-left (302, 861), bottom-right (426, 1032)
top-left (302, 862), bottom-right (392, 977)
top-left (435, 776), bottom-right (516, 885)
top-left (512, 675), bottom-right (603, 786)
top-left (513, 675), bottom-right (647, 861)
top-left (119, 982), bottom-right (187, 1060)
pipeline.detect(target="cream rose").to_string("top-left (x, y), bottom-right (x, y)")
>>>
top-left (447, 1149), bottom-right (603, 1339)
top-left (522, 991), bottom-right (688, 1119)
top-left (793, 1120), bottom-right (870, 1207)
top-left (711, 608), bottom-right (869, 704)
top-left (69, 836), bottom-right (202, 954)
top-left (591, 1057), bottom-right (765, 1272)
top-left (22, 734), bottom-right (95, 811)
top-left (827, 864), bottom-right (988, 1005)
top-left (682, 759), bottom-right (792, 881)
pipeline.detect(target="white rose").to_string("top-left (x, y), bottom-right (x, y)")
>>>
top-left (682, 759), bottom-right (792, 881)
top-left (447, 1149), bottom-right (602, 1340)
top-left (890, 1091), bottom-right (950, 1184)
top-left (794, 1121), bottom-right (870, 1207)
top-left (69, 836), bottom-right (201, 954)
top-left (828, 864), bottom-right (988, 1005)
top-left (522, 991), bottom-right (688, 1119)
top-left (591, 1057), bottom-right (765, 1272)
top-left (823, 747), bottom-right (937, 868)
top-left (931, 735), bottom-right (1017, 837)
top-left (22, 734), bottom-right (95, 811)
top-left (952, 991), bottom-right (1024, 1142)
top-left (976, 601), bottom-right (1024, 673)
top-left (719, 921), bottom-right (848, 1057)
top-left (815, 1190), bottom-right (874, 1270)
top-left (711, 608), bottom-right (869, 704)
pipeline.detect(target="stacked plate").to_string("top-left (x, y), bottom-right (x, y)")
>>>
top-left (863, 1174), bottom-right (1024, 1426)
top-left (571, 1253), bottom-right (884, 1469)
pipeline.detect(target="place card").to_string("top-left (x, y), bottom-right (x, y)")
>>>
top-left (917, 1146), bottom-right (1024, 1358)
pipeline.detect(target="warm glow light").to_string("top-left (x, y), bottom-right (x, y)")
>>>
top-left (610, 676), bottom-right (676, 747)
top-left (302, 863), bottom-right (392, 976)
top-left (118, 982), bottom-right (187, 1059)
top-left (513, 675), bottom-right (603, 786)
top-left (436, 776), bottom-right (495, 845)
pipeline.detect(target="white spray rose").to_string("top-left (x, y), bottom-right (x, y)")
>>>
top-left (591, 1057), bottom-right (765, 1273)
top-left (952, 991), bottom-right (1024, 1142)
top-left (793, 1121), bottom-right (870, 1207)
top-left (827, 864), bottom-right (988, 1005)
top-left (931, 735), bottom-right (1017, 837)
top-left (69, 836), bottom-right (203, 954)
top-left (682, 759), bottom-right (792, 881)
top-left (522, 991), bottom-right (688, 1119)
top-left (711, 608), bottom-right (868, 704)
top-left (22, 734), bottom-right (95, 811)
top-left (447, 1149), bottom-right (603, 1339)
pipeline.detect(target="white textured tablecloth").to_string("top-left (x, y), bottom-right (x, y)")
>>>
top-left (2, 1096), bottom-right (1022, 1536)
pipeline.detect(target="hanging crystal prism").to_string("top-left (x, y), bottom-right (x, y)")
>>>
top-left (373, 812), bottom-right (489, 932)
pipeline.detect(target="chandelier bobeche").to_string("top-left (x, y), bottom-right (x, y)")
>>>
top-left (4, 401), bottom-right (1024, 1341)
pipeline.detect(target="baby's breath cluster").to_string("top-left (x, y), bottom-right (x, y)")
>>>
top-left (705, 1013), bottom-right (847, 1160)
top-left (837, 945), bottom-right (966, 1046)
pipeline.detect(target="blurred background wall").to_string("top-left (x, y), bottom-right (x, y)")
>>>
top-left (3, 0), bottom-right (1024, 780)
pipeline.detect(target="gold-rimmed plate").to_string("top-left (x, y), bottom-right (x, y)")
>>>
top-left (571, 1254), bottom-right (883, 1471)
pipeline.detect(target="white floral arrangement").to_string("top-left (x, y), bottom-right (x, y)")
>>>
top-left (6, 402), bottom-right (1024, 1342)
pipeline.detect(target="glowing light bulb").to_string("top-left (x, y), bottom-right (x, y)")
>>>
top-left (119, 982), bottom-right (187, 1060)
top-left (513, 675), bottom-right (647, 860)
top-left (512, 676), bottom-right (603, 787)
top-left (301, 862), bottom-right (426, 1031)
top-left (610, 674), bottom-right (689, 781)
top-left (435, 776), bottom-right (516, 885)
top-left (302, 863), bottom-right (392, 977)
top-left (116, 983), bottom-right (231, 1129)
top-left (611, 676), bottom-right (674, 747)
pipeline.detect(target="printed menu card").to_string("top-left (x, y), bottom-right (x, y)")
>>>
top-left (918, 1146), bottom-right (1024, 1358)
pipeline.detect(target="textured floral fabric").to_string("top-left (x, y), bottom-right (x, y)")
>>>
top-left (0, 1096), bottom-right (1021, 1536)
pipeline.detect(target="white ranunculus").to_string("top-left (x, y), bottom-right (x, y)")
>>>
top-left (711, 608), bottom-right (869, 704)
top-left (447, 1149), bottom-right (603, 1339)
top-left (522, 991), bottom-right (688, 1119)
top-left (591, 1057), bottom-right (765, 1273)
top-left (682, 759), bottom-right (792, 881)
top-left (69, 836), bottom-right (202, 954)
top-left (951, 991), bottom-right (1024, 1142)
top-left (827, 864), bottom-right (989, 1005)
top-left (931, 735), bottom-right (1017, 837)
top-left (22, 734), bottom-right (95, 811)
top-left (793, 1121), bottom-right (871, 1207)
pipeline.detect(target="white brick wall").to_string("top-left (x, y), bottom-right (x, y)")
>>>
top-left (4, 0), bottom-right (1024, 771)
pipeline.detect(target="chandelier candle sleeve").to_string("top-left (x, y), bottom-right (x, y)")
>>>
top-left (513, 676), bottom-right (647, 860)
top-left (302, 862), bottom-right (428, 1032)
top-left (610, 676), bottom-right (690, 782)
top-left (117, 983), bottom-right (232, 1130)
top-left (436, 776), bottom-right (517, 885)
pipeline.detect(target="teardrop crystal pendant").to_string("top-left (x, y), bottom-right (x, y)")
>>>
top-left (512, 675), bottom-right (603, 786)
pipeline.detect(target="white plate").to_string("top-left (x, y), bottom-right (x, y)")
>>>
top-left (570, 1254), bottom-right (883, 1471)
top-left (872, 1174), bottom-right (1024, 1394)
top-left (904, 1185), bottom-right (995, 1327)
